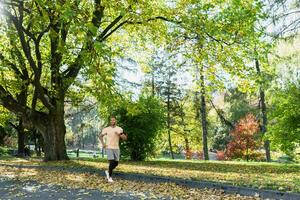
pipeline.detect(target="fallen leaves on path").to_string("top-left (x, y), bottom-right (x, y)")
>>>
top-left (0, 166), bottom-right (261, 200)
top-left (1, 158), bottom-right (299, 193)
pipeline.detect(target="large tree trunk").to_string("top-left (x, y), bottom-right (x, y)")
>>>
top-left (17, 119), bottom-right (25, 157)
top-left (255, 59), bottom-right (271, 162)
top-left (1, 93), bottom-right (68, 161)
top-left (199, 66), bottom-right (209, 160)
top-left (42, 115), bottom-right (68, 161)
top-left (43, 128), bottom-right (68, 160)
top-left (44, 113), bottom-right (69, 161)
top-left (38, 101), bottom-right (69, 161)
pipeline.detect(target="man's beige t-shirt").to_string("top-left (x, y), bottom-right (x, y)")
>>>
top-left (101, 126), bottom-right (123, 149)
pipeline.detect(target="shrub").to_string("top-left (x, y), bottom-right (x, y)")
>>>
top-left (226, 113), bottom-right (262, 161)
top-left (115, 96), bottom-right (165, 161)
top-left (3, 136), bottom-right (17, 148)
top-left (0, 146), bottom-right (9, 156)
top-left (216, 151), bottom-right (226, 161)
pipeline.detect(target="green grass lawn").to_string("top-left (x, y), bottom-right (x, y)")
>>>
top-left (1, 155), bottom-right (299, 193)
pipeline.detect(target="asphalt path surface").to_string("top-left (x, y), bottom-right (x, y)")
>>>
top-left (0, 176), bottom-right (140, 200)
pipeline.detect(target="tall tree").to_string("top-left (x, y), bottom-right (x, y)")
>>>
top-left (168, 0), bottom-right (265, 160)
top-left (145, 50), bottom-right (185, 159)
top-left (255, 58), bottom-right (271, 161)
top-left (0, 0), bottom-right (173, 161)
top-left (199, 65), bottom-right (209, 160)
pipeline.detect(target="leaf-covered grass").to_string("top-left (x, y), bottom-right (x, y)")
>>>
top-left (1, 156), bottom-right (299, 193)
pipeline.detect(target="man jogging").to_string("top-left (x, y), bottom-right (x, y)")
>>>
top-left (99, 116), bottom-right (127, 182)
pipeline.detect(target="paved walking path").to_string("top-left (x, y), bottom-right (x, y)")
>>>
top-left (0, 176), bottom-right (139, 200)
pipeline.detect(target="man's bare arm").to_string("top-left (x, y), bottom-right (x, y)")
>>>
top-left (99, 133), bottom-right (107, 148)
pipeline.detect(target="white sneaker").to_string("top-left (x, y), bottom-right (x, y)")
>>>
top-left (105, 170), bottom-right (109, 180)
top-left (108, 177), bottom-right (114, 183)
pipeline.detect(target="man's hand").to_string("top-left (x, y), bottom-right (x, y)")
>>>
top-left (120, 132), bottom-right (128, 140)
top-left (102, 144), bottom-right (107, 149)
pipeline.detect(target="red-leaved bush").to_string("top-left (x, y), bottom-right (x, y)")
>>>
top-left (226, 113), bottom-right (262, 161)
top-left (216, 151), bottom-right (226, 160)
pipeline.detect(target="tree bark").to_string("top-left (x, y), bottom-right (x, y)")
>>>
top-left (167, 70), bottom-right (174, 159)
top-left (167, 97), bottom-right (174, 159)
top-left (42, 117), bottom-right (68, 161)
top-left (42, 104), bottom-right (69, 161)
top-left (27, 97), bottom-right (69, 161)
top-left (17, 119), bottom-right (25, 157)
top-left (255, 59), bottom-right (271, 162)
top-left (199, 66), bottom-right (209, 160)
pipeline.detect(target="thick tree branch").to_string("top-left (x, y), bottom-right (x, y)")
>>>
top-left (101, 16), bottom-right (180, 41)
top-left (9, 122), bottom-right (18, 130)
top-left (209, 99), bottom-right (234, 129)
top-left (98, 14), bottom-right (124, 41)
top-left (0, 84), bottom-right (26, 117)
